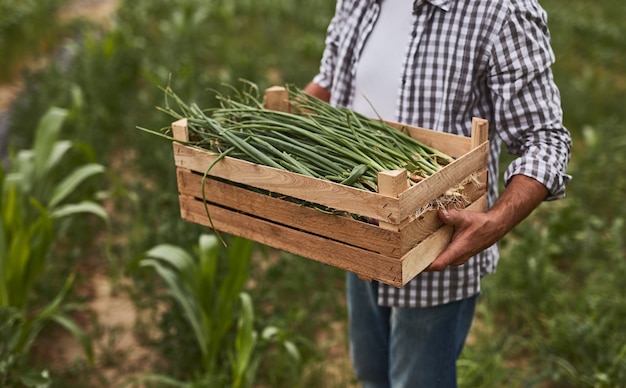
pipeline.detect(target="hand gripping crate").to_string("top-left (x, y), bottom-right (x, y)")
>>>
top-left (171, 86), bottom-right (489, 287)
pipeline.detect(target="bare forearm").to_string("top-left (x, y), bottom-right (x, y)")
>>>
top-left (487, 174), bottom-right (549, 240)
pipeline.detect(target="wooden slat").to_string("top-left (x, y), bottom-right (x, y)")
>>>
top-left (174, 141), bottom-right (488, 225)
top-left (385, 121), bottom-right (472, 158)
top-left (176, 168), bottom-right (402, 256)
top-left (173, 142), bottom-right (403, 223)
top-left (179, 194), bottom-right (405, 287)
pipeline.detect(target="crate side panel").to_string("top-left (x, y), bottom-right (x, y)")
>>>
top-left (173, 143), bottom-right (403, 223)
top-left (176, 168), bottom-right (402, 256)
top-left (179, 195), bottom-right (404, 287)
top-left (400, 194), bottom-right (488, 284)
top-left (401, 225), bottom-right (455, 283)
top-left (384, 121), bottom-right (472, 158)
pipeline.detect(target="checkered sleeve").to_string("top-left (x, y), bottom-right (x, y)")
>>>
top-left (488, 2), bottom-right (572, 200)
top-left (311, 0), bottom-right (347, 90)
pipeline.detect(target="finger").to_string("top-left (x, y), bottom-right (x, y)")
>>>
top-left (427, 245), bottom-right (471, 271)
top-left (426, 222), bottom-right (468, 271)
top-left (438, 207), bottom-right (462, 226)
top-left (426, 244), bottom-right (458, 271)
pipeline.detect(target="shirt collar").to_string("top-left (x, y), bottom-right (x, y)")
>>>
top-left (414, 0), bottom-right (452, 12)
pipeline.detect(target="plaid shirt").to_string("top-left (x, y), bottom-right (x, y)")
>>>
top-left (312, 0), bottom-right (572, 307)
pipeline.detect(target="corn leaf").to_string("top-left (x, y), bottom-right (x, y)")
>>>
top-left (50, 201), bottom-right (108, 223)
top-left (139, 257), bottom-right (208, 358)
top-left (48, 163), bottom-right (106, 208)
top-left (14, 274), bottom-right (75, 354)
top-left (18, 203), bottom-right (54, 310)
top-left (196, 234), bottom-right (219, 309)
top-left (232, 292), bottom-right (258, 388)
top-left (143, 244), bottom-right (198, 287)
top-left (42, 140), bottom-right (73, 178)
top-left (32, 107), bottom-right (67, 181)
top-left (51, 313), bottom-right (94, 364)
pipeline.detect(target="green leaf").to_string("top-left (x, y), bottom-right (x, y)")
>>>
top-left (282, 340), bottom-right (301, 364)
top-left (50, 201), bottom-right (109, 222)
top-left (13, 275), bottom-right (75, 354)
top-left (51, 313), bottom-right (94, 364)
top-left (139, 258), bottom-right (208, 357)
top-left (0, 231), bottom-right (7, 306)
top-left (33, 107), bottom-right (68, 180)
top-left (232, 292), bottom-right (258, 388)
top-left (217, 237), bottom-right (253, 317)
top-left (9, 150), bottom-right (34, 193)
top-left (16, 205), bottom-right (54, 310)
top-left (42, 140), bottom-right (73, 178)
top-left (143, 244), bottom-right (197, 282)
top-left (196, 234), bottom-right (219, 306)
top-left (48, 163), bottom-right (105, 208)
top-left (237, 292), bottom-right (257, 362)
top-left (6, 228), bottom-right (32, 308)
top-left (19, 368), bottom-right (51, 387)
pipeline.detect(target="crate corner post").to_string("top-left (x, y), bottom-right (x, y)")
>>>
top-left (264, 86), bottom-right (290, 112)
top-left (172, 118), bottom-right (189, 142)
top-left (471, 117), bottom-right (489, 149)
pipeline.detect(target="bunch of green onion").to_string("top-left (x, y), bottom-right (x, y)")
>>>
top-left (158, 82), bottom-right (454, 192)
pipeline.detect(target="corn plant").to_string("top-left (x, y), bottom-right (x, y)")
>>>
top-left (0, 107), bottom-right (108, 385)
top-left (139, 234), bottom-right (300, 387)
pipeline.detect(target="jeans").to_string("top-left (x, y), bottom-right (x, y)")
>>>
top-left (346, 272), bottom-right (478, 388)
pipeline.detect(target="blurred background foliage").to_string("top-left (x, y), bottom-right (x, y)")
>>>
top-left (1, 0), bottom-right (624, 386)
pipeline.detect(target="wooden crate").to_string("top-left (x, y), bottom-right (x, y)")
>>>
top-left (171, 86), bottom-right (489, 287)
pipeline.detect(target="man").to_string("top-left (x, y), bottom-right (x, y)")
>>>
top-left (303, 0), bottom-right (572, 387)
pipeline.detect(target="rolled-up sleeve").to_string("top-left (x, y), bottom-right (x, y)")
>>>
top-left (488, 3), bottom-right (572, 200)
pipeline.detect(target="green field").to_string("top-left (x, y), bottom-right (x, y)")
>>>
top-left (1, 0), bottom-right (625, 386)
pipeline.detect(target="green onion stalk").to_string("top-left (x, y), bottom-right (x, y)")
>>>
top-left (156, 82), bottom-right (454, 193)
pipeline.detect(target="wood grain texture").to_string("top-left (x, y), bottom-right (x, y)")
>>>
top-left (176, 168), bottom-right (402, 256)
top-left (178, 194), bottom-right (405, 287)
top-left (173, 142), bottom-right (402, 222)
